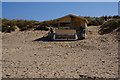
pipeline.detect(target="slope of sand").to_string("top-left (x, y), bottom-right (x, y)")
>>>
top-left (2, 26), bottom-right (119, 78)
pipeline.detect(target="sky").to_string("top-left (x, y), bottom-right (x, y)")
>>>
top-left (1, 0), bottom-right (120, 2)
top-left (2, 2), bottom-right (118, 21)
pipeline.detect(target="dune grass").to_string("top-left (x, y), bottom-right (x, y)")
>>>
top-left (99, 19), bottom-right (120, 34)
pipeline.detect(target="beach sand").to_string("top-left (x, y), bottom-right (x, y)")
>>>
top-left (2, 26), bottom-right (119, 78)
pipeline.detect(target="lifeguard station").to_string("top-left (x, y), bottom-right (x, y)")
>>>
top-left (50, 14), bottom-right (88, 40)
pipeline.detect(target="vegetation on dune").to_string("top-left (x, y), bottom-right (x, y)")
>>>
top-left (2, 19), bottom-right (49, 32)
top-left (2, 18), bottom-right (16, 32)
top-left (84, 15), bottom-right (120, 35)
top-left (1, 15), bottom-right (120, 33)
top-left (99, 19), bottom-right (120, 34)
top-left (84, 15), bottom-right (120, 26)
top-left (84, 16), bottom-right (104, 26)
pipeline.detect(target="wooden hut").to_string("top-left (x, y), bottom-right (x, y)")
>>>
top-left (54, 14), bottom-right (88, 30)
top-left (50, 14), bottom-right (88, 40)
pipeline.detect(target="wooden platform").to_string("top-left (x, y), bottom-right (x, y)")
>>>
top-left (55, 29), bottom-right (76, 34)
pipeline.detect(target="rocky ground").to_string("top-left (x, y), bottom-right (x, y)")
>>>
top-left (2, 26), bottom-right (119, 78)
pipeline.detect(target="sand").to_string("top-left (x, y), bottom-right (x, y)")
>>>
top-left (2, 26), bottom-right (119, 78)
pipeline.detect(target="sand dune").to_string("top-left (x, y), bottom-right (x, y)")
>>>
top-left (2, 26), bottom-right (119, 78)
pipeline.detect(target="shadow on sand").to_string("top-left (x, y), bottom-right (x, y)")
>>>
top-left (33, 34), bottom-right (82, 42)
top-left (33, 35), bottom-right (83, 42)
top-left (33, 35), bottom-right (52, 41)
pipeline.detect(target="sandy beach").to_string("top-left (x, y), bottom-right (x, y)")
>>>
top-left (2, 26), bottom-right (119, 78)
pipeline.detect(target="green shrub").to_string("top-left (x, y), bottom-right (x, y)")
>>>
top-left (2, 18), bottom-right (50, 32)
top-left (2, 19), bottom-right (40, 32)
top-left (35, 26), bottom-right (49, 31)
top-left (99, 19), bottom-right (120, 34)
top-left (2, 25), bottom-right (16, 33)
top-left (84, 16), bottom-right (104, 26)
top-left (7, 26), bottom-right (16, 32)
